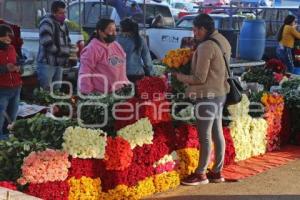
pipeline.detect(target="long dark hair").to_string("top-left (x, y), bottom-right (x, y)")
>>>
top-left (120, 18), bottom-right (141, 52)
top-left (193, 14), bottom-right (215, 41)
top-left (277, 15), bottom-right (296, 42)
top-left (86, 18), bottom-right (115, 45)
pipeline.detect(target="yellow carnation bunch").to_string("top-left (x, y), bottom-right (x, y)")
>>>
top-left (162, 48), bottom-right (192, 69)
top-left (68, 177), bottom-right (102, 200)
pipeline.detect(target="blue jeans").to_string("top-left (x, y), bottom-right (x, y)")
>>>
top-left (0, 87), bottom-right (21, 135)
top-left (276, 45), bottom-right (294, 73)
top-left (37, 63), bottom-right (63, 90)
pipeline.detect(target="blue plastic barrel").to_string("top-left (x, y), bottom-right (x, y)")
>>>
top-left (293, 67), bottom-right (300, 75)
top-left (239, 19), bottom-right (266, 61)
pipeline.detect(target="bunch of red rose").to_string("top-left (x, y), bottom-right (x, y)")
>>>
top-left (68, 158), bottom-right (105, 179)
top-left (265, 111), bottom-right (282, 151)
top-left (133, 139), bottom-right (170, 166)
top-left (265, 58), bottom-right (286, 73)
top-left (223, 127), bottom-right (236, 165)
top-left (114, 97), bottom-right (171, 131)
top-left (26, 181), bottom-right (69, 200)
top-left (104, 137), bottom-right (133, 171)
top-left (153, 122), bottom-right (176, 152)
top-left (175, 124), bottom-right (199, 149)
top-left (0, 181), bottom-right (17, 190)
top-left (136, 76), bottom-right (168, 100)
top-left (100, 162), bottom-right (155, 191)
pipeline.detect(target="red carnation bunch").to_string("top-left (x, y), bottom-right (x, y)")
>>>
top-left (265, 58), bottom-right (286, 73)
top-left (133, 141), bottom-right (170, 166)
top-left (26, 181), bottom-right (69, 200)
top-left (175, 124), bottom-right (199, 149)
top-left (223, 127), bottom-right (236, 165)
top-left (0, 181), bottom-right (17, 190)
top-left (153, 122), bottom-right (176, 152)
top-left (136, 77), bottom-right (167, 100)
top-left (68, 158), bottom-right (105, 179)
top-left (114, 97), bottom-right (171, 131)
top-left (100, 163), bottom-right (154, 191)
top-left (104, 136), bottom-right (133, 171)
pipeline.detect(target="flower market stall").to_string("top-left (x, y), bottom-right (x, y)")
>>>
top-left (0, 47), bottom-right (300, 199)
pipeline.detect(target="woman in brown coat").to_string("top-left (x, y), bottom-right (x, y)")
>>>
top-left (174, 14), bottom-right (231, 185)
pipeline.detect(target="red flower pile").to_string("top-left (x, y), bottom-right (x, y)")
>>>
top-left (26, 181), bottom-right (69, 200)
top-left (0, 181), bottom-right (17, 190)
top-left (68, 158), bottom-right (105, 179)
top-left (175, 124), bottom-right (199, 149)
top-left (104, 137), bottom-right (133, 171)
top-left (136, 76), bottom-right (168, 100)
top-left (265, 58), bottom-right (286, 73)
top-left (153, 122), bottom-right (176, 152)
top-left (133, 141), bottom-right (170, 166)
top-left (114, 97), bottom-right (171, 130)
top-left (223, 127), bottom-right (236, 165)
top-left (100, 162), bottom-right (155, 191)
top-left (262, 93), bottom-right (284, 152)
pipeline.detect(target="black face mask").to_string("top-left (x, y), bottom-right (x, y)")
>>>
top-left (103, 34), bottom-right (116, 43)
top-left (0, 41), bottom-right (8, 50)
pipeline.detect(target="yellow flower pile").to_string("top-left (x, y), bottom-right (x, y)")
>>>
top-left (135, 177), bottom-right (156, 199)
top-left (162, 48), bottom-right (192, 69)
top-left (250, 118), bottom-right (268, 156)
top-left (230, 116), bottom-right (252, 161)
top-left (117, 118), bottom-right (154, 149)
top-left (153, 171), bottom-right (180, 193)
top-left (68, 177), bottom-right (102, 200)
top-left (228, 94), bottom-right (250, 119)
top-left (228, 94), bottom-right (269, 161)
top-left (176, 148), bottom-right (199, 178)
top-left (102, 185), bottom-right (137, 200)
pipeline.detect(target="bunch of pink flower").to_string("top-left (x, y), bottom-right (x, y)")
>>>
top-left (18, 149), bottom-right (71, 185)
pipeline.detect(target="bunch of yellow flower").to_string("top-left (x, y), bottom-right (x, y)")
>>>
top-left (102, 185), bottom-right (138, 200)
top-left (68, 176), bottom-right (102, 200)
top-left (162, 48), bottom-right (192, 69)
top-left (176, 148), bottom-right (199, 178)
top-left (135, 177), bottom-right (156, 199)
top-left (229, 116), bottom-right (253, 161)
top-left (153, 171), bottom-right (180, 193)
top-left (250, 118), bottom-right (268, 156)
top-left (261, 92), bottom-right (284, 106)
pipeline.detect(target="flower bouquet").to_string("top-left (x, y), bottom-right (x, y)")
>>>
top-left (162, 48), bottom-right (193, 94)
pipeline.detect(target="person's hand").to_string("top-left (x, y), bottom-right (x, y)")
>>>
top-left (6, 63), bottom-right (20, 72)
top-left (172, 72), bottom-right (181, 79)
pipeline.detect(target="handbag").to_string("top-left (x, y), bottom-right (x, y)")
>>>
top-left (207, 38), bottom-right (243, 105)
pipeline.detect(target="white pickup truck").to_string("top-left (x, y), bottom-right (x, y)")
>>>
top-left (20, 0), bottom-right (241, 62)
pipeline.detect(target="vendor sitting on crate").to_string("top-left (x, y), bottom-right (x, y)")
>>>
top-left (277, 15), bottom-right (300, 73)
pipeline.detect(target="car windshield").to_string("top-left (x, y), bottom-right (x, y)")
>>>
top-left (176, 15), bottom-right (244, 30)
top-left (137, 3), bottom-right (175, 27)
top-left (68, 2), bottom-right (113, 26)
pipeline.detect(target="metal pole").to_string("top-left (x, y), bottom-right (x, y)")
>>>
top-left (229, 1), bottom-right (233, 30)
top-left (143, 0), bottom-right (146, 34)
top-left (67, 0), bottom-right (70, 19)
top-left (100, 0), bottom-right (102, 19)
top-left (79, 0), bottom-right (82, 26)
top-left (106, 0), bottom-right (109, 18)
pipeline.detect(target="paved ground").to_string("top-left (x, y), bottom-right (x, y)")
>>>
top-left (147, 160), bottom-right (300, 200)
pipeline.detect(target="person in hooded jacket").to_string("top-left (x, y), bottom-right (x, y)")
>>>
top-left (0, 24), bottom-right (22, 138)
top-left (78, 19), bottom-right (129, 94)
